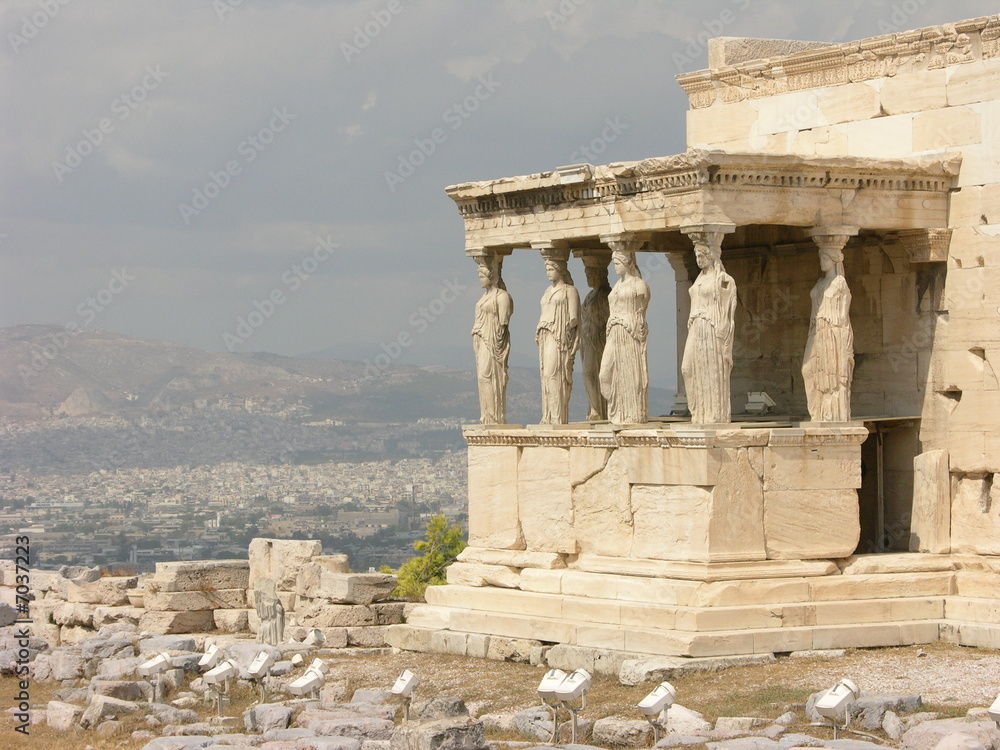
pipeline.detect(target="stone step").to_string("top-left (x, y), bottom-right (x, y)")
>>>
top-left (515, 568), bottom-right (954, 607)
top-left (945, 596), bottom-right (1000, 624)
top-left (390, 612), bottom-right (941, 658)
top-left (940, 620), bottom-right (1000, 649)
top-left (426, 584), bottom-right (946, 633)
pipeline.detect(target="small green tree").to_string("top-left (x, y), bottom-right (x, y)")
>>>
top-left (393, 514), bottom-right (466, 600)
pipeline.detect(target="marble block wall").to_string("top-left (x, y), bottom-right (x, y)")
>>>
top-left (466, 426), bottom-right (866, 564)
top-left (680, 16), bottom-right (1000, 558)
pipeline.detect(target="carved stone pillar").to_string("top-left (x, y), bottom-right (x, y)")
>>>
top-left (598, 234), bottom-right (650, 425)
top-left (573, 249), bottom-right (613, 421)
top-left (666, 249), bottom-right (699, 405)
top-left (469, 248), bottom-right (513, 425)
top-left (802, 227), bottom-right (858, 423)
top-left (679, 224), bottom-right (737, 424)
top-left (532, 243), bottom-right (580, 424)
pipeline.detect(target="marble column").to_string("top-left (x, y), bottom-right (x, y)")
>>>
top-left (470, 249), bottom-right (513, 425)
top-left (533, 243), bottom-right (581, 424)
top-left (598, 234), bottom-right (650, 425)
top-left (802, 227), bottom-right (859, 423)
top-left (573, 249), bottom-right (612, 421)
top-left (680, 224), bottom-right (737, 424)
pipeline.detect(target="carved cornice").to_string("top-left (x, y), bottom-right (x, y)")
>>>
top-left (896, 228), bottom-right (952, 264)
top-left (463, 425), bottom-right (868, 448)
top-left (446, 151), bottom-right (958, 222)
top-left (676, 15), bottom-right (996, 108)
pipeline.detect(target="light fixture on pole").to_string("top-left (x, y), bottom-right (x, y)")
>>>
top-left (536, 668), bottom-right (567, 745)
top-left (555, 669), bottom-right (591, 745)
top-left (248, 650), bottom-right (276, 704)
top-left (203, 659), bottom-right (240, 718)
top-left (638, 681), bottom-right (676, 744)
top-left (391, 669), bottom-right (420, 721)
top-left (136, 652), bottom-right (172, 704)
top-left (815, 678), bottom-right (859, 739)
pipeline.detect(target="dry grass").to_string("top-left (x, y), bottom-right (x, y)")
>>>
top-left (0, 641), bottom-right (990, 749)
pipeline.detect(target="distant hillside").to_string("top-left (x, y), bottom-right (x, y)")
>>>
top-left (0, 325), bottom-right (673, 423)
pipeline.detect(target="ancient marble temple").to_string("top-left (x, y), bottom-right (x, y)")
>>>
top-left (389, 15), bottom-right (1000, 668)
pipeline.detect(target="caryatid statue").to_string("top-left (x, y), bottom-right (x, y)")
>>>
top-left (577, 251), bottom-right (612, 421)
top-left (471, 253), bottom-right (513, 425)
top-left (680, 226), bottom-right (737, 424)
top-left (535, 250), bottom-right (581, 424)
top-left (599, 238), bottom-right (650, 425)
top-left (802, 228), bottom-right (858, 422)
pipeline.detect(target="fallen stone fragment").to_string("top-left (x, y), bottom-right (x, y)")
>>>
top-left (244, 702), bottom-right (293, 734)
top-left (46, 700), bottom-right (84, 731)
top-left (592, 717), bottom-right (652, 747)
top-left (80, 695), bottom-right (142, 728)
top-left (389, 717), bottom-right (486, 750)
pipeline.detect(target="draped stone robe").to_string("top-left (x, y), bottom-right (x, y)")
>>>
top-left (802, 273), bottom-right (854, 422)
top-left (472, 286), bottom-right (513, 424)
top-left (599, 275), bottom-right (650, 424)
top-left (537, 283), bottom-right (581, 424)
top-left (681, 266), bottom-right (737, 424)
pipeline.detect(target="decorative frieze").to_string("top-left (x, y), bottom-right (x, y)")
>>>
top-left (463, 425), bottom-right (867, 448)
top-left (677, 16), bottom-right (996, 107)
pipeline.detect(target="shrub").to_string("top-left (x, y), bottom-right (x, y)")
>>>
top-left (393, 514), bottom-right (466, 600)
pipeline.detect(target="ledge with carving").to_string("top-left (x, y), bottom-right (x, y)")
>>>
top-left (676, 15), bottom-right (998, 108)
top-left (462, 422), bottom-right (869, 448)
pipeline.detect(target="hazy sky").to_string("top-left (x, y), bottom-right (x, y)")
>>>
top-left (2, 0), bottom-right (996, 388)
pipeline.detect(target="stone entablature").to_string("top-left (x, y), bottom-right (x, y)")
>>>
top-left (446, 151), bottom-right (958, 253)
top-left (676, 15), bottom-right (999, 109)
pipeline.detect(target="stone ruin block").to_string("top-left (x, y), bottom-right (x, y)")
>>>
top-left (214, 609), bottom-right (250, 633)
top-left (137, 610), bottom-right (215, 635)
top-left (65, 576), bottom-right (138, 607)
top-left (295, 565), bottom-right (397, 605)
top-left (248, 538), bottom-right (322, 593)
top-left (147, 560), bottom-right (250, 593)
top-left (143, 588), bottom-right (247, 612)
top-left (293, 601), bottom-right (405, 629)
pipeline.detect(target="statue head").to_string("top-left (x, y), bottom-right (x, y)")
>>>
top-left (694, 240), bottom-right (722, 270)
top-left (818, 245), bottom-right (844, 275)
top-left (581, 255), bottom-right (610, 290)
top-left (475, 255), bottom-right (504, 289)
top-left (544, 259), bottom-right (573, 285)
top-left (612, 250), bottom-right (641, 279)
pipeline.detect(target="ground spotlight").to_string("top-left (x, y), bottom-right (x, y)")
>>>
top-left (638, 681), bottom-right (676, 743)
top-left (248, 650), bottom-right (276, 704)
top-left (204, 659), bottom-right (239, 718)
top-left (288, 659), bottom-right (327, 699)
top-left (391, 669), bottom-right (420, 720)
top-left (555, 669), bottom-right (591, 745)
top-left (815, 678), bottom-right (859, 738)
top-left (198, 644), bottom-right (223, 670)
top-left (136, 652), bottom-right (172, 704)
top-left (536, 668), bottom-right (567, 744)
top-left (303, 629), bottom-right (325, 647)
